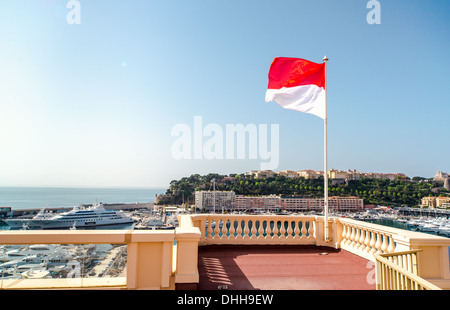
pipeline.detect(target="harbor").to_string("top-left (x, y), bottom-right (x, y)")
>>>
top-left (0, 201), bottom-right (182, 283)
top-left (1, 201), bottom-right (449, 284)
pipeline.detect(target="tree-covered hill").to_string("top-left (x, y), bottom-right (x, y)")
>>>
top-left (157, 173), bottom-right (448, 207)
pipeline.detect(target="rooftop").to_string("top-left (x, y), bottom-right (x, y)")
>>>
top-left (197, 245), bottom-right (375, 290)
top-left (0, 214), bottom-right (449, 291)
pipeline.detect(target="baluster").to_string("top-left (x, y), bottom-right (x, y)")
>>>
top-left (223, 219), bottom-right (229, 239)
top-left (375, 232), bottom-right (383, 254)
top-left (381, 233), bottom-right (389, 254)
top-left (293, 220), bottom-right (300, 238)
top-left (257, 220), bottom-right (264, 239)
top-left (206, 218), bottom-right (213, 240)
top-left (267, 220), bottom-right (274, 238)
top-left (344, 225), bottom-right (351, 246)
top-left (243, 219), bottom-right (250, 239)
top-left (236, 220), bottom-right (243, 239)
top-left (251, 220), bottom-right (257, 239)
top-left (358, 229), bottom-right (366, 251)
top-left (387, 235), bottom-right (395, 253)
top-left (286, 221), bottom-right (293, 238)
top-left (345, 225), bottom-right (352, 245)
top-left (350, 225), bottom-right (356, 247)
top-left (273, 221), bottom-right (280, 239)
top-left (353, 227), bottom-right (361, 249)
top-left (213, 218), bottom-right (220, 239)
top-left (308, 221), bottom-right (314, 238)
top-left (280, 220), bottom-right (286, 239)
top-left (300, 220), bottom-right (307, 238)
top-left (341, 225), bottom-right (347, 245)
top-left (229, 219), bottom-right (236, 239)
top-left (369, 230), bottom-right (377, 254)
top-left (363, 229), bottom-right (371, 253)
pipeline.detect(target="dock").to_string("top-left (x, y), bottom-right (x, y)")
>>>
top-left (90, 245), bottom-right (127, 278)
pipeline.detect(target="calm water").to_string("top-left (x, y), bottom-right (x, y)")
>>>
top-left (367, 218), bottom-right (450, 239)
top-left (0, 187), bottom-right (167, 230)
top-left (0, 187), bottom-right (167, 210)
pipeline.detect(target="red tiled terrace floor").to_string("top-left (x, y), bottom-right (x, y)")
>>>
top-left (197, 245), bottom-right (376, 290)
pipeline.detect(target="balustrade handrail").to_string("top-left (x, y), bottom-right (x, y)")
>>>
top-left (2, 215), bottom-right (450, 290)
top-left (190, 214), bottom-right (323, 245)
top-left (0, 229), bottom-right (176, 290)
top-left (374, 250), bottom-right (442, 290)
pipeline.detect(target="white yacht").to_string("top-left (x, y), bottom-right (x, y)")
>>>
top-left (438, 224), bottom-right (450, 236)
top-left (30, 203), bottom-right (134, 229)
top-left (0, 244), bottom-right (64, 262)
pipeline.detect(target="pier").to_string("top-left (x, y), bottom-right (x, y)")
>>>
top-left (90, 245), bottom-right (127, 278)
top-left (398, 207), bottom-right (450, 219)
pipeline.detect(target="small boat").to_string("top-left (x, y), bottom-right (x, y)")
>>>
top-left (438, 224), bottom-right (450, 236)
top-left (420, 223), bottom-right (440, 232)
top-left (21, 268), bottom-right (50, 279)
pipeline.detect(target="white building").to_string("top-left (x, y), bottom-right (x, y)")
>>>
top-left (195, 191), bottom-right (235, 212)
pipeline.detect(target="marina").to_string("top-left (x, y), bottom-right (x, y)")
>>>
top-left (0, 201), bottom-right (183, 282)
top-left (1, 200), bottom-right (449, 284)
top-left (0, 243), bottom-right (128, 282)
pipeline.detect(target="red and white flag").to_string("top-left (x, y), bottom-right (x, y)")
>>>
top-left (265, 57), bottom-right (326, 119)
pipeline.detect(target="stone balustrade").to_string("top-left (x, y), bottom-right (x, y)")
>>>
top-left (190, 214), bottom-right (329, 246)
top-left (1, 214), bottom-right (450, 290)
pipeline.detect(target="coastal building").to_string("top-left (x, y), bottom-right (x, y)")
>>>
top-left (441, 203), bottom-right (450, 209)
top-left (421, 196), bottom-right (437, 208)
top-left (281, 196), bottom-right (363, 212)
top-left (297, 169), bottom-right (323, 179)
top-left (434, 171), bottom-right (449, 182)
top-left (328, 169), bottom-right (349, 180)
top-left (235, 195), bottom-right (280, 212)
top-left (278, 170), bottom-right (298, 178)
top-left (253, 170), bottom-right (276, 179)
top-left (234, 195), bottom-right (363, 212)
top-left (436, 197), bottom-right (450, 208)
top-left (194, 190), bottom-right (235, 212)
top-left (421, 196), bottom-right (450, 209)
top-left (244, 169), bottom-right (408, 181)
top-left (361, 172), bottom-right (407, 180)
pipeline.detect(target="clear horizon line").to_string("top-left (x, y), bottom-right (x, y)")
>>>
top-left (0, 185), bottom-right (168, 190)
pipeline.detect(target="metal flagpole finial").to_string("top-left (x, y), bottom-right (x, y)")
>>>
top-left (323, 56), bottom-right (329, 62)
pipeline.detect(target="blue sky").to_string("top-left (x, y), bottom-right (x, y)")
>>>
top-left (0, 0), bottom-right (449, 188)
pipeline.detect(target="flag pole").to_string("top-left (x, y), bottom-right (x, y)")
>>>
top-left (323, 56), bottom-right (329, 241)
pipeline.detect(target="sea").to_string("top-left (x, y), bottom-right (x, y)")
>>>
top-left (0, 187), bottom-right (167, 210)
top-left (0, 187), bottom-right (167, 230)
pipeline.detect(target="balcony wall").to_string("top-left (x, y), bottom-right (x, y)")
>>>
top-left (1, 215), bottom-right (450, 290)
top-left (0, 229), bottom-right (190, 290)
top-left (188, 214), bottom-right (450, 289)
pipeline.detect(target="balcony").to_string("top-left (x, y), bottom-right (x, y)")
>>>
top-left (1, 214), bottom-right (449, 290)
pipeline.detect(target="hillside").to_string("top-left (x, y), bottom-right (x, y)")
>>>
top-left (157, 173), bottom-right (448, 207)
